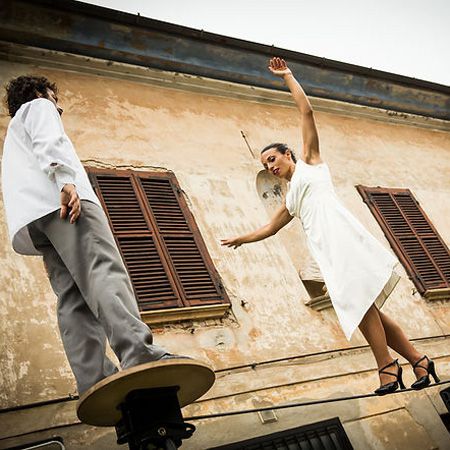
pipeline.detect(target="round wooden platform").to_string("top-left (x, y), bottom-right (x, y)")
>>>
top-left (76, 358), bottom-right (215, 426)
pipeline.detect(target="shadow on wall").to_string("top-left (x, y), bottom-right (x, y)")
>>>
top-left (256, 170), bottom-right (330, 308)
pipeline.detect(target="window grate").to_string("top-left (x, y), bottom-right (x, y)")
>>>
top-left (209, 418), bottom-right (353, 450)
top-left (440, 387), bottom-right (450, 413)
top-left (4, 437), bottom-right (65, 450)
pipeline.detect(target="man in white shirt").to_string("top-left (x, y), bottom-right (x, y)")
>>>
top-left (1, 75), bottom-right (171, 394)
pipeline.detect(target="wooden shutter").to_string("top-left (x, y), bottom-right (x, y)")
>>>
top-left (87, 168), bottom-right (228, 311)
top-left (357, 186), bottom-right (450, 297)
top-left (138, 173), bottom-right (225, 306)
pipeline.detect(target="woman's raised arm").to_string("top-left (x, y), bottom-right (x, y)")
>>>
top-left (269, 57), bottom-right (321, 165)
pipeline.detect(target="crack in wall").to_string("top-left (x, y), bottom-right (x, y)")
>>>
top-left (81, 159), bottom-right (171, 173)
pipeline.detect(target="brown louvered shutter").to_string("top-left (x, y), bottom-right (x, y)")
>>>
top-left (87, 168), bottom-right (228, 311)
top-left (357, 186), bottom-right (450, 297)
top-left (138, 174), bottom-right (225, 306)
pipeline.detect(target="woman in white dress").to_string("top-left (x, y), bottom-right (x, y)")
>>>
top-left (221, 57), bottom-right (440, 395)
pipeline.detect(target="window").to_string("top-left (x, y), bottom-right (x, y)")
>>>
top-left (87, 168), bottom-right (230, 323)
top-left (440, 387), bottom-right (450, 433)
top-left (209, 418), bottom-right (353, 450)
top-left (357, 186), bottom-right (450, 300)
top-left (4, 438), bottom-right (65, 449)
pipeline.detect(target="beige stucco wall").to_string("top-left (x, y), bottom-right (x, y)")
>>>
top-left (0, 52), bottom-right (449, 449)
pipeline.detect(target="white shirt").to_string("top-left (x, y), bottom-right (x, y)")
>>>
top-left (1, 98), bottom-right (101, 255)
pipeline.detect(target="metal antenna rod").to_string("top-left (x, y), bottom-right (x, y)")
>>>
top-left (241, 130), bottom-right (256, 159)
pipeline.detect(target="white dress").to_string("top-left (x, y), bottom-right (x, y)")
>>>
top-left (285, 159), bottom-right (399, 340)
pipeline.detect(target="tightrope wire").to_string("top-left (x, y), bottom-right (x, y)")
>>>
top-left (185, 380), bottom-right (450, 420)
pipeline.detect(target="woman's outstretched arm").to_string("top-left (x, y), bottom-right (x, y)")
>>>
top-left (221, 203), bottom-right (293, 249)
top-left (269, 57), bottom-right (321, 165)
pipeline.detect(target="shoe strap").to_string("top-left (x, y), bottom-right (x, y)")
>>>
top-left (378, 358), bottom-right (398, 374)
top-left (413, 355), bottom-right (429, 370)
top-left (379, 370), bottom-right (398, 377)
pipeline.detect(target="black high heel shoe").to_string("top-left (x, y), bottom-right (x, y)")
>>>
top-left (411, 355), bottom-right (440, 390)
top-left (374, 359), bottom-right (406, 396)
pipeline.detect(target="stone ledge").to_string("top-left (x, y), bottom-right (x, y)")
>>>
top-left (0, 336), bottom-right (447, 441)
top-left (140, 304), bottom-right (231, 326)
top-left (1, 41), bottom-right (449, 132)
top-left (304, 293), bottom-right (332, 311)
top-left (424, 288), bottom-right (450, 301)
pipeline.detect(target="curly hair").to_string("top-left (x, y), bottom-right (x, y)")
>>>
top-left (5, 75), bottom-right (58, 118)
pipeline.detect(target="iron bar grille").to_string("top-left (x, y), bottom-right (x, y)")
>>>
top-left (440, 387), bottom-right (450, 413)
top-left (209, 418), bottom-right (353, 450)
top-left (4, 437), bottom-right (65, 449)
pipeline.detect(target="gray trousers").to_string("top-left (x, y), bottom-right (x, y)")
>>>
top-left (28, 200), bottom-right (166, 394)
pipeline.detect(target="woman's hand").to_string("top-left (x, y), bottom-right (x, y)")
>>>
top-left (220, 237), bottom-right (244, 249)
top-left (221, 205), bottom-right (293, 249)
top-left (268, 57), bottom-right (292, 78)
top-left (269, 57), bottom-right (320, 162)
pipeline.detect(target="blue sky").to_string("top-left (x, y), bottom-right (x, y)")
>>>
top-left (78, 0), bottom-right (450, 86)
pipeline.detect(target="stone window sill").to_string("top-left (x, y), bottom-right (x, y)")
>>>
top-left (304, 293), bottom-right (332, 311)
top-left (424, 288), bottom-right (450, 301)
top-left (141, 304), bottom-right (231, 326)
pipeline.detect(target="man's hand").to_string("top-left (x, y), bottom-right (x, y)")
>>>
top-left (60, 184), bottom-right (81, 224)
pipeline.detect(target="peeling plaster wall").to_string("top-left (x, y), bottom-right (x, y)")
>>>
top-left (0, 58), bottom-right (449, 449)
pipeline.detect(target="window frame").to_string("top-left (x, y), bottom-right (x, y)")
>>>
top-left (86, 167), bottom-right (230, 324)
top-left (5, 437), bottom-right (65, 450)
top-left (357, 185), bottom-right (450, 300)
